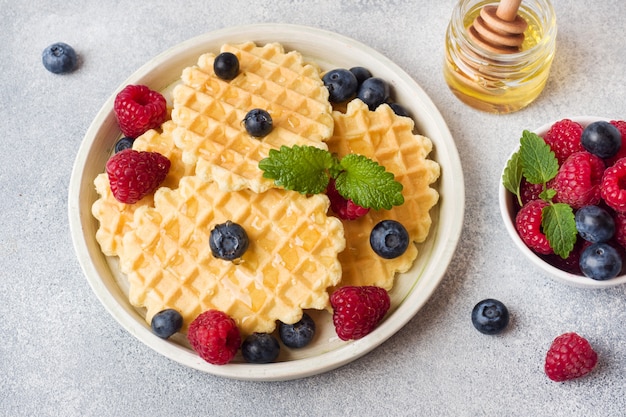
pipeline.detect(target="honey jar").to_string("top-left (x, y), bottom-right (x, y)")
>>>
top-left (443, 0), bottom-right (557, 113)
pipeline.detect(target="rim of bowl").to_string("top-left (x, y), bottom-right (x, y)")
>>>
top-left (499, 116), bottom-right (626, 288)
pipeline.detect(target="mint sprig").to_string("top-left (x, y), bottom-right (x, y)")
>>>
top-left (502, 130), bottom-right (577, 259)
top-left (259, 145), bottom-right (404, 210)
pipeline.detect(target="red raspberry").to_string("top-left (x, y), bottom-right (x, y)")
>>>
top-left (613, 210), bottom-right (626, 249)
top-left (542, 119), bottom-right (584, 165)
top-left (330, 286), bottom-right (390, 341)
top-left (106, 149), bottom-right (170, 204)
top-left (520, 178), bottom-right (543, 206)
top-left (114, 84), bottom-right (168, 138)
top-left (515, 199), bottom-right (553, 255)
top-left (605, 120), bottom-right (626, 166)
top-left (551, 151), bottom-right (604, 209)
top-left (601, 157), bottom-right (626, 212)
top-left (540, 238), bottom-right (590, 275)
top-left (544, 332), bottom-right (598, 382)
top-left (326, 178), bottom-right (370, 220)
top-left (187, 310), bottom-right (241, 365)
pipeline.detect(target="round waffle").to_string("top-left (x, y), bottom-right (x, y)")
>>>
top-left (118, 176), bottom-right (345, 335)
top-left (328, 99), bottom-right (440, 290)
top-left (171, 42), bottom-right (334, 193)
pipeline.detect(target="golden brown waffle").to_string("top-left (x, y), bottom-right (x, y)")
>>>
top-left (92, 121), bottom-right (193, 257)
top-left (117, 175), bottom-right (345, 335)
top-left (171, 41), bottom-right (334, 193)
top-left (327, 99), bottom-right (440, 290)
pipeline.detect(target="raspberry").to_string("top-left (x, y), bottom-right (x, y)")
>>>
top-left (330, 286), bottom-right (390, 341)
top-left (542, 119), bottom-right (584, 165)
top-left (544, 332), bottom-right (598, 382)
top-left (605, 120), bottom-right (626, 166)
top-left (515, 199), bottom-right (553, 255)
top-left (326, 178), bottom-right (370, 220)
top-left (114, 84), bottom-right (168, 138)
top-left (520, 178), bottom-right (543, 206)
top-left (106, 149), bottom-right (170, 204)
top-left (613, 210), bottom-right (626, 249)
top-left (187, 310), bottom-right (241, 365)
top-left (601, 158), bottom-right (626, 212)
top-left (551, 151), bottom-right (604, 209)
top-left (540, 238), bottom-right (590, 275)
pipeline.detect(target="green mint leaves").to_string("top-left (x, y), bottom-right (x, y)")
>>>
top-left (259, 145), bottom-right (404, 210)
top-left (502, 130), bottom-right (577, 259)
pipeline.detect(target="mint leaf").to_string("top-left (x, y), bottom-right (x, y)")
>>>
top-left (540, 188), bottom-right (556, 201)
top-left (519, 130), bottom-right (559, 185)
top-left (335, 154), bottom-right (404, 210)
top-left (542, 203), bottom-right (576, 258)
top-left (259, 145), bottom-right (338, 194)
top-left (502, 150), bottom-right (523, 206)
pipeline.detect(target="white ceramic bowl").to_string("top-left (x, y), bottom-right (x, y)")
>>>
top-left (499, 116), bottom-right (626, 288)
top-left (68, 24), bottom-right (465, 380)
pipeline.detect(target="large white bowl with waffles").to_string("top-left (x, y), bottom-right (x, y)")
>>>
top-left (68, 24), bottom-right (464, 381)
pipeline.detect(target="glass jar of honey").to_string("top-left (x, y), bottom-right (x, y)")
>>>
top-left (443, 0), bottom-right (557, 114)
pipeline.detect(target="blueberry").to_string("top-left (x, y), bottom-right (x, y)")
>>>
top-left (581, 121), bottom-right (622, 159)
top-left (150, 309), bottom-right (183, 339)
top-left (370, 220), bottom-right (409, 259)
top-left (322, 69), bottom-right (358, 103)
top-left (471, 299), bottom-right (509, 335)
top-left (241, 333), bottom-right (280, 364)
top-left (575, 205), bottom-right (615, 243)
top-left (278, 313), bottom-right (316, 348)
top-left (349, 66), bottom-right (372, 85)
top-left (579, 242), bottom-right (622, 280)
top-left (114, 136), bottom-right (135, 153)
top-left (209, 221), bottom-right (249, 261)
top-left (243, 109), bottom-right (273, 137)
top-left (389, 102), bottom-right (411, 118)
top-left (42, 42), bottom-right (78, 74)
top-left (213, 52), bottom-right (239, 80)
top-left (357, 77), bottom-right (390, 110)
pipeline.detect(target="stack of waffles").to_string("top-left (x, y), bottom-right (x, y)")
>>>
top-left (92, 41), bottom-right (440, 336)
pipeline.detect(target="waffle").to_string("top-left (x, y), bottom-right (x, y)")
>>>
top-left (92, 121), bottom-right (193, 257)
top-left (117, 175), bottom-right (345, 336)
top-left (171, 41), bottom-right (334, 193)
top-left (328, 99), bottom-right (440, 290)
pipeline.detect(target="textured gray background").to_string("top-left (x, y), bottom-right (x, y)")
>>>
top-left (1, 1), bottom-right (625, 416)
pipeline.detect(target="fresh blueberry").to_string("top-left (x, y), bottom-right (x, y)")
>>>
top-left (150, 309), bottom-right (183, 339)
top-left (575, 205), bottom-right (615, 243)
top-left (114, 136), bottom-right (135, 153)
top-left (349, 66), bottom-right (372, 85)
top-left (213, 52), bottom-right (240, 80)
top-left (357, 77), bottom-right (390, 110)
top-left (243, 108), bottom-right (273, 137)
top-left (579, 242), bottom-right (622, 280)
top-left (209, 221), bottom-right (249, 261)
top-left (370, 220), bottom-right (409, 259)
top-left (389, 102), bottom-right (411, 118)
top-left (471, 299), bottom-right (509, 335)
top-left (322, 69), bottom-right (358, 103)
top-left (278, 313), bottom-right (316, 348)
top-left (241, 333), bottom-right (280, 364)
top-left (42, 42), bottom-right (78, 74)
top-left (581, 121), bottom-right (622, 159)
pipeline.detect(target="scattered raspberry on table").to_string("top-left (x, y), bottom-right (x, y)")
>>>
top-left (544, 332), bottom-right (598, 382)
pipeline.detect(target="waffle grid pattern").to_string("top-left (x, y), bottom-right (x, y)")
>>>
top-left (119, 176), bottom-right (345, 335)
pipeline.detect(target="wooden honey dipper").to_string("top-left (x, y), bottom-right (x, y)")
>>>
top-left (468, 0), bottom-right (528, 53)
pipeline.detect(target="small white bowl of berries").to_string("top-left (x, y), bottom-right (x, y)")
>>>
top-left (499, 116), bottom-right (626, 288)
